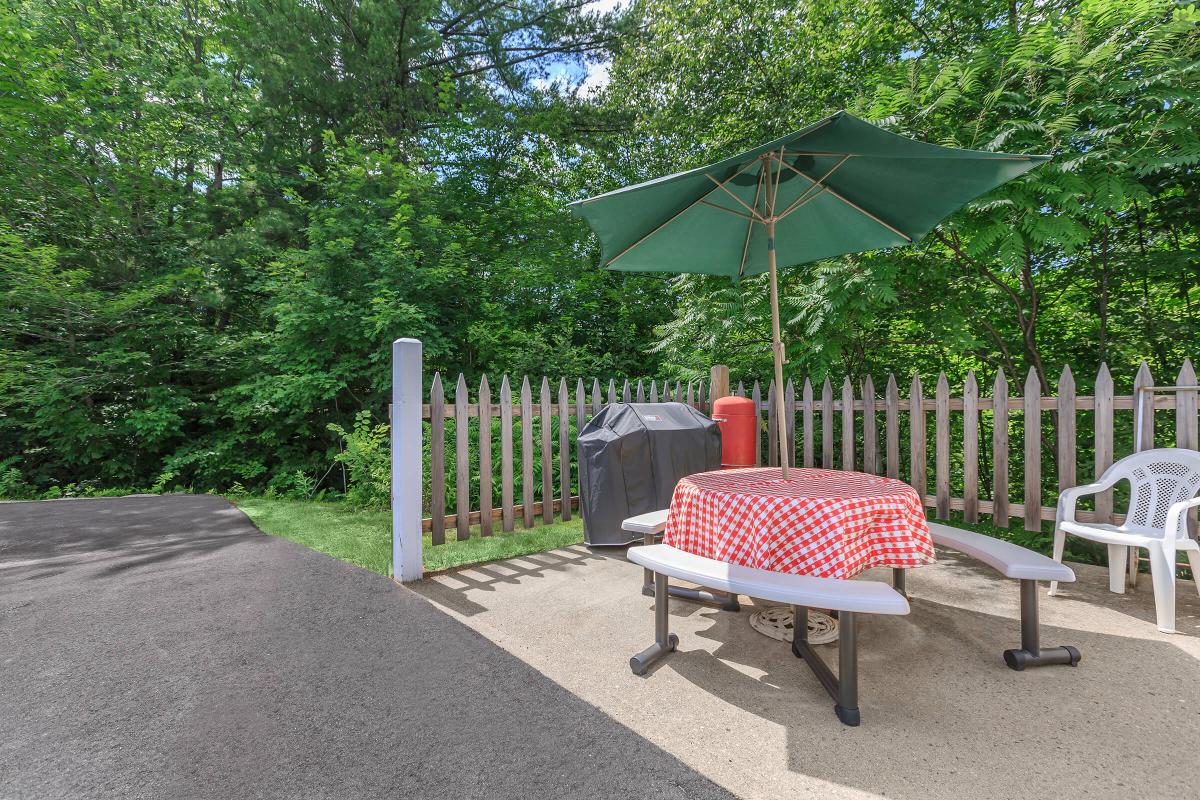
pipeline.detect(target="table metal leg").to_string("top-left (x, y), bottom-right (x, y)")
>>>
top-left (1003, 579), bottom-right (1081, 670)
top-left (892, 568), bottom-right (906, 597)
top-left (791, 605), bottom-right (861, 726)
top-left (640, 532), bottom-right (739, 611)
top-left (630, 571), bottom-right (678, 675)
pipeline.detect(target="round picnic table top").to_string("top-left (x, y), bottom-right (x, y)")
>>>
top-left (662, 467), bottom-right (935, 579)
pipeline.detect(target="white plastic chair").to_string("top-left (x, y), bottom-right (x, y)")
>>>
top-left (1049, 448), bottom-right (1200, 633)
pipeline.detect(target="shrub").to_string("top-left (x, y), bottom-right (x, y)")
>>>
top-left (327, 411), bottom-right (390, 509)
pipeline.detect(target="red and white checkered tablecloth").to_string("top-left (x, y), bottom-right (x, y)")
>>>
top-left (663, 467), bottom-right (935, 579)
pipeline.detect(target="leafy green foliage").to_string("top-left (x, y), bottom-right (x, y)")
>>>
top-left (328, 411), bottom-right (392, 509)
top-left (2, 0), bottom-right (1198, 497)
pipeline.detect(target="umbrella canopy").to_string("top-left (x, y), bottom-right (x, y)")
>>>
top-left (570, 110), bottom-right (1048, 477)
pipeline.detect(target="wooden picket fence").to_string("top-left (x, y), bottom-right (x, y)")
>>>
top-left (419, 359), bottom-right (1198, 546)
top-left (422, 375), bottom-right (714, 544)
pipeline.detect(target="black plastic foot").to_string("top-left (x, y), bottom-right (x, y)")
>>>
top-left (1003, 644), bottom-right (1081, 671)
top-left (835, 704), bottom-right (861, 727)
top-left (629, 633), bottom-right (679, 676)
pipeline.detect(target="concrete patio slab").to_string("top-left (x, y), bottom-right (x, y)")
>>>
top-left (414, 542), bottom-right (1200, 800)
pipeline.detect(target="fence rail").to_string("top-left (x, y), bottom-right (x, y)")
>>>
top-left (414, 360), bottom-right (1198, 548)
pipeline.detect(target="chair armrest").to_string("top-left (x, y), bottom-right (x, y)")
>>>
top-left (1057, 478), bottom-right (1120, 524)
top-left (1164, 496), bottom-right (1200, 541)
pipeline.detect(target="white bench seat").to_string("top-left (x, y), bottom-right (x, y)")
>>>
top-left (928, 523), bottom-right (1075, 582)
top-left (627, 545), bottom-right (910, 615)
top-left (621, 509), bottom-right (669, 536)
top-left (626, 543), bottom-right (907, 726)
top-left (925, 522), bottom-right (1080, 670)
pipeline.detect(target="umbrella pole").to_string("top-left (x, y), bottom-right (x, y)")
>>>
top-left (766, 217), bottom-right (790, 478)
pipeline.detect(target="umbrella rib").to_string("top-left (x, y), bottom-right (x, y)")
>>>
top-left (778, 158), bottom-right (912, 242)
top-left (698, 199), bottom-right (756, 221)
top-left (705, 174), bottom-right (766, 221)
top-left (606, 158), bottom-right (762, 266)
top-left (738, 166), bottom-right (767, 278)
top-left (775, 155), bottom-right (850, 220)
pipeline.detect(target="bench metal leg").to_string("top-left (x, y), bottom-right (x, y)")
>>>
top-left (892, 568), bottom-right (906, 597)
top-left (791, 606), bottom-right (861, 726)
top-left (630, 571), bottom-right (679, 675)
top-left (640, 532), bottom-right (740, 611)
top-left (1003, 579), bottom-right (1082, 671)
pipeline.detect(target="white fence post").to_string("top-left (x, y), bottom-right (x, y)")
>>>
top-left (392, 338), bottom-right (423, 582)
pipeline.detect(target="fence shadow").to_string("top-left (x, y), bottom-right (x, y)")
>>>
top-left (413, 543), bottom-right (615, 617)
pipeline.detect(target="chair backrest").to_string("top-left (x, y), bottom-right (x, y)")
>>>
top-left (1104, 448), bottom-right (1200, 535)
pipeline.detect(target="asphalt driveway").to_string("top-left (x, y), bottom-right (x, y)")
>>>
top-left (0, 495), bottom-right (732, 800)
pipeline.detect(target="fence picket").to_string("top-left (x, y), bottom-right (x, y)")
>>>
top-left (521, 377), bottom-right (535, 528)
top-left (992, 371), bottom-right (1009, 528)
top-left (822, 378), bottom-right (834, 468)
top-left (1134, 362), bottom-right (1154, 450)
top-left (455, 374), bottom-right (471, 540)
top-left (479, 375), bottom-right (493, 537)
top-left (752, 380), bottom-right (763, 465)
top-left (686, 381), bottom-right (695, 408)
top-left (885, 374), bottom-right (899, 479)
top-left (591, 378), bottom-right (601, 416)
top-left (651, 380), bottom-right (659, 403)
top-left (862, 376), bottom-right (877, 475)
top-left (1057, 366), bottom-right (1077, 495)
top-left (785, 378), bottom-right (796, 469)
top-left (429, 373), bottom-right (446, 545)
top-left (635, 380), bottom-right (645, 403)
top-left (1177, 360), bottom-right (1198, 535)
top-left (674, 381), bottom-right (683, 403)
top-left (1023, 368), bottom-right (1041, 532)
top-left (910, 375), bottom-right (926, 501)
top-left (935, 372), bottom-right (950, 519)
top-left (1094, 364), bottom-right (1114, 523)
top-left (500, 376), bottom-right (514, 532)
top-left (767, 380), bottom-right (778, 467)
top-left (841, 377), bottom-right (854, 471)
top-left (736, 380), bottom-right (745, 397)
top-left (540, 378), bottom-right (553, 524)
top-left (1176, 359), bottom-right (1198, 448)
top-left (608, 379), bottom-right (616, 406)
top-left (963, 371), bottom-right (979, 523)
top-left (802, 378), bottom-right (814, 468)
top-left (559, 378), bottom-right (571, 522)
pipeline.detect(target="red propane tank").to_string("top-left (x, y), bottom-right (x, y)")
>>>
top-left (711, 395), bottom-right (758, 468)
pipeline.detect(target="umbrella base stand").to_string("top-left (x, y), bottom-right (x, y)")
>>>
top-left (750, 605), bottom-right (839, 644)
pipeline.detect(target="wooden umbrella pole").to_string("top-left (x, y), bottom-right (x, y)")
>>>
top-left (767, 216), bottom-right (789, 478)
top-left (764, 150), bottom-right (790, 477)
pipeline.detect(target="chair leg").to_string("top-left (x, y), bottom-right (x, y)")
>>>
top-left (1186, 551), bottom-right (1200, 597)
top-left (1127, 545), bottom-right (1140, 590)
top-left (1107, 544), bottom-right (1128, 595)
top-left (1147, 542), bottom-right (1178, 634)
top-left (1048, 527), bottom-right (1067, 596)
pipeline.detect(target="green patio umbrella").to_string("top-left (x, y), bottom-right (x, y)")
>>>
top-left (570, 110), bottom-right (1048, 478)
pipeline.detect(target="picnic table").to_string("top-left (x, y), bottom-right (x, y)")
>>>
top-left (663, 467), bottom-right (935, 641)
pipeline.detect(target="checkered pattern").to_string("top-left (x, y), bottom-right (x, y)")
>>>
top-left (663, 468), bottom-right (935, 579)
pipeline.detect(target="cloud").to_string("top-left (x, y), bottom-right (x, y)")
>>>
top-left (578, 59), bottom-right (612, 97)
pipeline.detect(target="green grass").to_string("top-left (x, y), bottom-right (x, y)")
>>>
top-left (233, 497), bottom-right (584, 576)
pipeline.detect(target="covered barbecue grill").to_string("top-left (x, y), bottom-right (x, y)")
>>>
top-left (577, 402), bottom-right (721, 546)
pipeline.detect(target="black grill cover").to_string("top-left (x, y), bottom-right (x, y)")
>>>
top-left (577, 402), bottom-right (721, 546)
